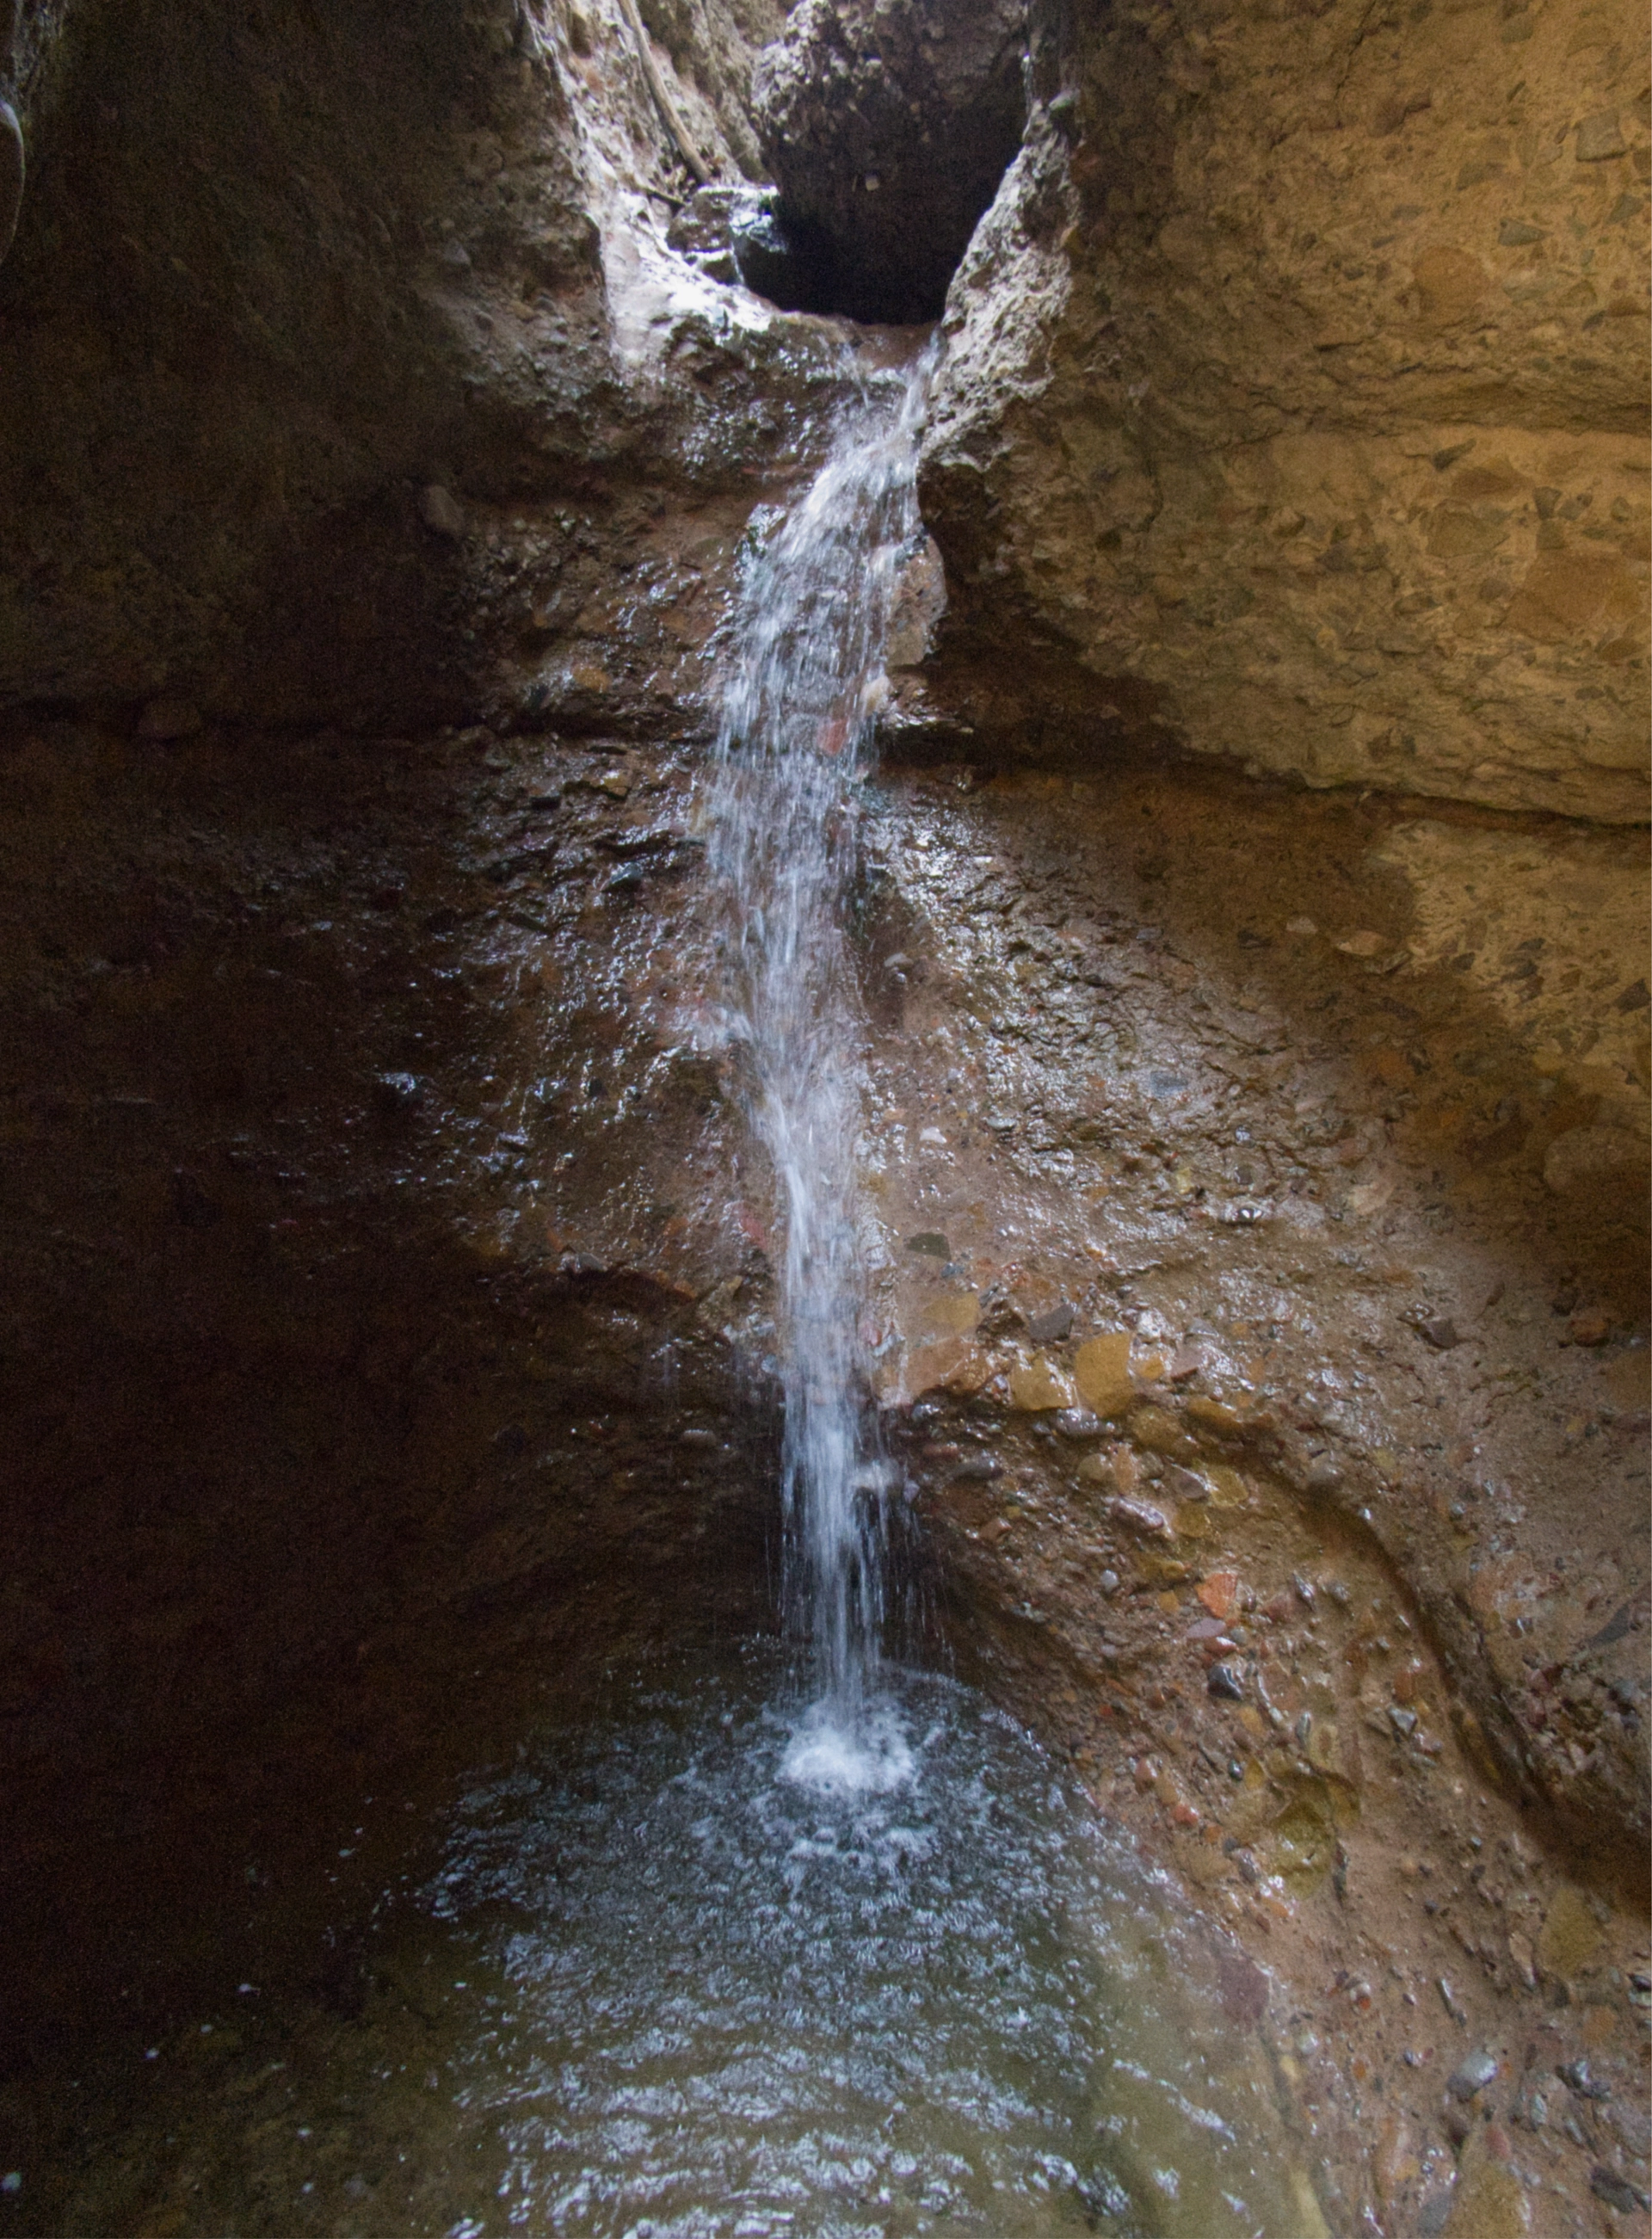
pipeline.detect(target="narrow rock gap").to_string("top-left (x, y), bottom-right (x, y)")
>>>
top-left (668, 0), bottom-right (1030, 320)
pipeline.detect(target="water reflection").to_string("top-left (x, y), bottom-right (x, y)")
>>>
top-left (38, 1654), bottom-right (1326, 2237)
top-left (430, 1656), bottom-right (1311, 2236)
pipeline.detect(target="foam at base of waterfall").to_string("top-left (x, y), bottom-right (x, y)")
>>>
top-left (780, 1695), bottom-right (915, 1795)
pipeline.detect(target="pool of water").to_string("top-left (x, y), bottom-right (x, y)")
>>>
top-left (23, 1652), bottom-right (1328, 2237)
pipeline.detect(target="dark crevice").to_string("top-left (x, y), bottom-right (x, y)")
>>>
top-left (745, 0), bottom-right (1030, 324)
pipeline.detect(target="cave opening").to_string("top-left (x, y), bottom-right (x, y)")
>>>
top-left (736, 0), bottom-right (1030, 324)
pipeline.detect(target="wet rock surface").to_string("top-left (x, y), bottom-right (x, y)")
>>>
top-left (847, 755), bottom-right (1649, 2233)
top-left (856, 760), bottom-right (1649, 1866)
top-left (0, 714), bottom-right (781, 2052)
top-left (3, 706), bottom-right (1643, 2239)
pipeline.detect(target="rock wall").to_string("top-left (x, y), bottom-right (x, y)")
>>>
top-left (0, 0), bottom-right (792, 730)
top-left (916, 0), bottom-right (1651, 821)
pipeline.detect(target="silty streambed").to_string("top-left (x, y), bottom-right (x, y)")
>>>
top-left (28, 1652), bottom-right (1325, 2237)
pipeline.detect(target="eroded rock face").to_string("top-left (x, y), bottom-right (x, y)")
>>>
top-left (915, 0), bottom-right (1651, 821)
top-left (0, 712), bottom-right (788, 2047)
top-left (751, 0), bottom-right (1028, 322)
top-left (0, 0), bottom-right (796, 728)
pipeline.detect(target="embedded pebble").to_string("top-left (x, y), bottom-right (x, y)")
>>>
top-left (1206, 1662), bottom-right (1245, 1701)
top-left (1053, 1408), bottom-right (1103, 1442)
top-left (1557, 2057), bottom-right (1611, 2100)
top-left (1162, 1463), bottom-right (1209, 1502)
top-left (1196, 1571), bottom-right (1239, 1621)
top-left (952, 1455), bottom-right (1002, 1482)
top-left (1575, 109), bottom-right (1627, 161)
top-left (1025, 1301), bottom-right (1075, 1344)
top-left (419, 484), bottom-right (466, 537)
top-left (1008, 1354), bottom-right (1075, 1411)
top-left (1072, 1332), bottom-right (1135, 1416)
top-left (1448, 2051), bottom-right (1499, 2100)
top-left (374, 1070), bottom-right (422, 1109)
top-left (1109, 1496), bottom-right (1171, 1539)
top-left (1591, 2168), bottom-right (1650, 2214)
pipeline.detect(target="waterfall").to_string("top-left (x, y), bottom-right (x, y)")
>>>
top-left (709, 343), bottom-right (933, 1730)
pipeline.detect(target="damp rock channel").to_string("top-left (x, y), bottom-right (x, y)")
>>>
top-left (0, 0), bottom-right (1647, 2233)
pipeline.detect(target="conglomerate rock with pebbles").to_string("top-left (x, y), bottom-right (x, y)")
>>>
top-left (914, 0), bottom-right (1651, 821)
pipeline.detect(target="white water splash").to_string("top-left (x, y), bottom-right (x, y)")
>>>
top-left (780, 1695), bottom-right (915, 1796)
top-left (709, 342), bottom-right (934, 1717)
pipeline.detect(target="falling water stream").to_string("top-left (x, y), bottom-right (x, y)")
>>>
top-left (707, 345), bottom-right (934, 1746)
top-left (2, 344), bottom-right (1328, 2239)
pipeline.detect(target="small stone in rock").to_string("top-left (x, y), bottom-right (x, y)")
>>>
top-left (680, 1427), bottom-right (718, 1448)
top-left (1418, 2193), bottom-right (1455, 2238)
top-left (1026, 1301), bottom-right (1076, 1344)
top-left (1448, 2051), bottom-right (1499, 2100)
top-left (1163, 1463), bottom-right (1210, 1501)
top-left (1576, 110), bottom-right (1627, 160)
top-left (375, 1070), bottom-right (422, 1109)
top-left (419, 484), bottom-right (466, 537)
top-left (1053, 1408), bottom-right (1103, 1442)
top-left (1418, 1316), bottom-right (1462, 1349)
top-left (1591, 2168), bottom-right (1650, 2214)
top-left (1197, 1571), bottom-right (1239, 1621)
top-left (952, 1455), bottom-right (1002, 1482)
top-left (1569, 1310), bottom-right (1610, 1347)
top-left (1558, 2059), bottom-right (1612, 2100)
top-left (1110, 1496), bottom-right (1171, 1539)
top-left (1207, 1662), bottom-right (1245, 1701)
